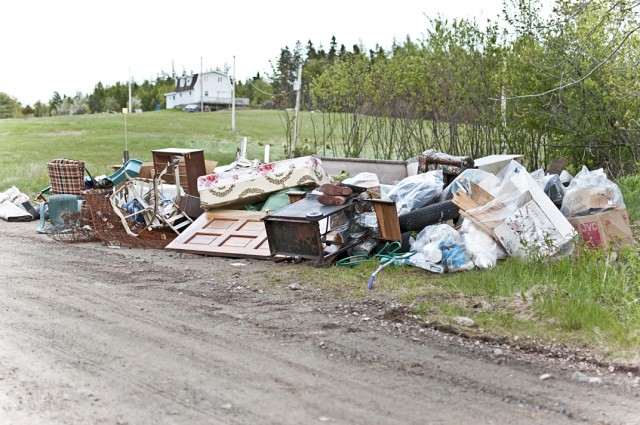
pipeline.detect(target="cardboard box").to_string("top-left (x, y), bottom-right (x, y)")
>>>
top-left (474, 154), bottom-right (524, 175)
top-left (204, 160), bottom-right (218, 174)
top-left (562, 187), bottom-right (615, 217)
top-left (465, 163), bottom-right (576, 258)
top-left (568, 207), bottom-right (634, 248)
top-left (494, 198), bottom-right (574, 257)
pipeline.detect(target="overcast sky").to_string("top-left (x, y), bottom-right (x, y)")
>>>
top-left (1, 0), bottom-right (507, 106)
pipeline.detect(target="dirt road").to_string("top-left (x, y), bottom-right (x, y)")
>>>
top-left (1, 220), bottom-right (638, 425)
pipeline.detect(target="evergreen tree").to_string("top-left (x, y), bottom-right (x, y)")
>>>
top-left (270, 46), bottom-right (298, 109)
top-left (49, 91), bottom-right (63, 115)
top-left (306, 40), bottom-right (318, 60)
top-left (88, 82), bottom-right (106, 113)
top-left (328, 36), bottom-right (338, 63)
top-left (21, 105), bottom-right (34, 116)
top-left (33, 101), bottom-right (49, 117)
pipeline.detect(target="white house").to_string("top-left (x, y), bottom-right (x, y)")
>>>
top-left (164, 70), bottom-right (248, 110)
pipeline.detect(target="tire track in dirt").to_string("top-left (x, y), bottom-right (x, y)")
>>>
top-left (3, 265), bottom-right (454, 424)
top-left (2, 221), bottom-right (639, 424)
top-left (4, 244), bottom-right (454, 424)
top-left (0, 274), bottom-right (590, 425)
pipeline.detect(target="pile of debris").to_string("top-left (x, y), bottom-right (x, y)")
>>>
top-left (0, 144), bottom-right (634, 277)
top-left (170, 146), bottom-right (635, 273)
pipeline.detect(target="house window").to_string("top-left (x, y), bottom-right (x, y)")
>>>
top-left (189, 91), bottom-right (192, 95)
top-left (204, 91), bottom-right (208, 96)
top-left (218, 77), bottom-right (222, 82)
top-left (172, 95), bottom-right (175, 100)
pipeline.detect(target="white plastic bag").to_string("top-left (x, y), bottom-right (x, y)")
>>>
top-left (460, 219), bottom-right (506, 269)
top-left (0, 186), bottom-right (21, 204)
top-left (342, 172), bottom-right (380, 189)
top-left (386, 170), bottom-right (443, 216)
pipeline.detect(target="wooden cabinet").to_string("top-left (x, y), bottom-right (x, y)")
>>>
top-left (152, 148), bottom-right (206, 197)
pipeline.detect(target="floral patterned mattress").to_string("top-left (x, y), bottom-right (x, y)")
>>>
top-left (198, 156), bottom-right (331, 209)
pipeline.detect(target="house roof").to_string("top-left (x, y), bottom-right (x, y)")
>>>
top-left (174, 74), bottom-right (199, 93)
top-left (173, 70), bottom-right (230, 93)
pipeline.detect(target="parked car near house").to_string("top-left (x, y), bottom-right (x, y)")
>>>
top-left (183, 104), bottom-right (201, 112)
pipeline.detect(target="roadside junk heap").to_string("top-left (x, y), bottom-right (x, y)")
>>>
top-left (1, 145), bottom-right (635, 279)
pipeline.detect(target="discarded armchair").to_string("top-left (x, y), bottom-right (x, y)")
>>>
top-left (36, 158), bottom-right (86, 234)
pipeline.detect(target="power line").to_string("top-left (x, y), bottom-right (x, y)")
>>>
top-left (246, 80), bottom-right (292, 97)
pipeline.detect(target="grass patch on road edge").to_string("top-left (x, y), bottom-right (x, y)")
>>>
top-left (283, 243), bottom-right (640, 361)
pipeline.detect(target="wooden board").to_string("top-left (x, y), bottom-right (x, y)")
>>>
top-left (369, 199), bottom-right (402, 241)
top-left (452, 189), bottom-right (496, 237)
top-left (166, 210), bottom-right (276, 259)
top-left (452, 190), bottom-right (482, 212)
top-left (469, 182), bottom-right (494, 206)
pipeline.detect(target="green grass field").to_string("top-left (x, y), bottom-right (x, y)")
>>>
top-left (2, 110), bottom-right (639, 361)
top-left (0, 109), bottom-right (317, 195)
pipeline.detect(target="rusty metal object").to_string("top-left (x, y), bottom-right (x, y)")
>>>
top-left (82, 189), bottom-right (176, 249)
top-left (47, 208), bottom-right (97, 243)
top-left (263, 193), bottom-right (371, 265)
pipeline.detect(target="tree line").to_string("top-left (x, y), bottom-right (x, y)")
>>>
top-left (0, 74), bottom-right (176, 118)
top-left (269, 0), bottom-right (640, 176)
top-left (2, 0), bottom-right (638, 176)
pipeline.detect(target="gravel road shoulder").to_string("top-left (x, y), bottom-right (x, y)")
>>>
top-left (1, 220), bottom-right (639, 425)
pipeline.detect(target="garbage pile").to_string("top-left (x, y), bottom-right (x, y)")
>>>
top-left (186, 147), bottom-right (634, 272)
top-left (0, 147), bottom-right (635, 275)
top-left (382, 156), bottom-right (633, 273)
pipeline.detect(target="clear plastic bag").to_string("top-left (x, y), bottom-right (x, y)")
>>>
top-left (411, 224), bottom-right (474, 272)
top-left (465, 160), bottom-right (576, 258)
top-left (560, 166), bottom-right (625, 217)
top-left (386, 170), bottom-right (443, 216)
top-left (530, 169), bottom-right (565, 206)
top-left (439, 169), bottom-right (501, 201)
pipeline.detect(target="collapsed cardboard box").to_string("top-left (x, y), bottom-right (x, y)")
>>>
top-left (568, 207), bottom-right (634, 248)
top-left (455, 161), bottom-right (576, 258)
top-left (493, 195), bottom-right (574, 257)
top-left (474, 154), bottom-right (525, 175)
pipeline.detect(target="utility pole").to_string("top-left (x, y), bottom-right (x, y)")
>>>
top-left (292, 62), bottom-right (302, 158)
top-left (231, 55), bottom-right (236, 131)
top-left (128, 67), bottom-right (132, 113)
top-left (123, 67), bottom-right (131, 163)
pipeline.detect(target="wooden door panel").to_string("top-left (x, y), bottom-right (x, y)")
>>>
top-left (166, 210), bottom-right (276, 259)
